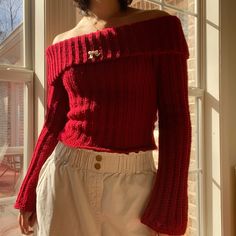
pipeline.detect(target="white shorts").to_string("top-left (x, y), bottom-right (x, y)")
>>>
top-left (33, 141), bottom-right (158, 236)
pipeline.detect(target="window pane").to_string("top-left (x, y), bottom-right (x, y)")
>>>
top-left (164, 0), bottom-right (197, 14)
top-left (206, 0), bottom-right (219, 25)
top-left (206, 24), bottom-right (219, 100)
top-left (0, 81), bottom-right (24, 235)
top-left (189, 96), bottom-right (198, 171)
top-left (186, 96), bottom-right (200, 236)
top-left (186, 172), bottom-right (200, 236)
top-left (0, 0), bottom-right (24, 66)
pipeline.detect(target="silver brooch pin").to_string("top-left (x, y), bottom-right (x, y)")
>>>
top-left (88, 49), bottom-right (101, 59)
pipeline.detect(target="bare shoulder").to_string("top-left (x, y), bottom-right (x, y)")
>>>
top-left (52, 26), bottom-right (78, 45)
top-left (52, 32), bottom-right (68, 45)
top-left (51, 23), bottom-right (86, 45)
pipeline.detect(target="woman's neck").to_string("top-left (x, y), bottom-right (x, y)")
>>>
top-left (88, 0), bottom-right (125, 20)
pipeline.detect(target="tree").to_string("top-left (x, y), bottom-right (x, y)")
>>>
top-left (0, 0), bottom-right (23, 42)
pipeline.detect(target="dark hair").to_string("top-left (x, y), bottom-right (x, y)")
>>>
top-left (73, 0), bottom-right (133, 16)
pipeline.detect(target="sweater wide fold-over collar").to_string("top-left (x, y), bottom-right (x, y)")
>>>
top-left (45, 15), bottom-right (189, 86)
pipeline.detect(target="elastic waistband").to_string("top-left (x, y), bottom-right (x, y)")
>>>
top-left (53, 141), bottom-right (157, 174)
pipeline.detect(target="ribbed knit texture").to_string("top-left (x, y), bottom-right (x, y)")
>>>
top-left (14, 15), bottom-right (192, 235)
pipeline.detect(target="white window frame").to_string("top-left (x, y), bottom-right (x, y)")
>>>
top-left (0, 0), bottom-right (34, 206)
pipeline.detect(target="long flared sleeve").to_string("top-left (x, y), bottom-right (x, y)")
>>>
top-left (140, 50), bottom-right (192, 235)
top-left (14, 59), bottom-right (69, 212)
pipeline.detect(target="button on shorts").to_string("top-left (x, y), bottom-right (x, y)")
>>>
top-left (33, 141), bottom-right (158, 236)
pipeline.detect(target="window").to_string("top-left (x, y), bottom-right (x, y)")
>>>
top-left (0, 0), bottom-right (33, 235)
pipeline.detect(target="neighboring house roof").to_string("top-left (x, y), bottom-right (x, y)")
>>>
top-left (0, 23), bottom-right (23, 65)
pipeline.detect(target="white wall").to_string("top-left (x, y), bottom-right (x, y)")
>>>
top-left (220, 0), bottom-right (236, 235)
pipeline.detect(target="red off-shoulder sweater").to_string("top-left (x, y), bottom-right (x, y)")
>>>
top-left (14, 14), bottom-right (192, 235)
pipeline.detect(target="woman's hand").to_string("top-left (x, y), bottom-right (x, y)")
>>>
top-left (18, 210), bottom-right (37, 235)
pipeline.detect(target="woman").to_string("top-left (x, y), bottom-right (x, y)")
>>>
top-left (14, 0), bottom-right (192, 235)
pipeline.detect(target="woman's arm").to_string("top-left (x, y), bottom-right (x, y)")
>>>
top-left (140, 50), bottom-right (192, 235)
top-left (14, 54), bottom-right (69, 212)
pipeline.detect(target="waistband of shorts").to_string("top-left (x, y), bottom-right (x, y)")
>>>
top-left (53, 141), bottom-right (157, 174)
